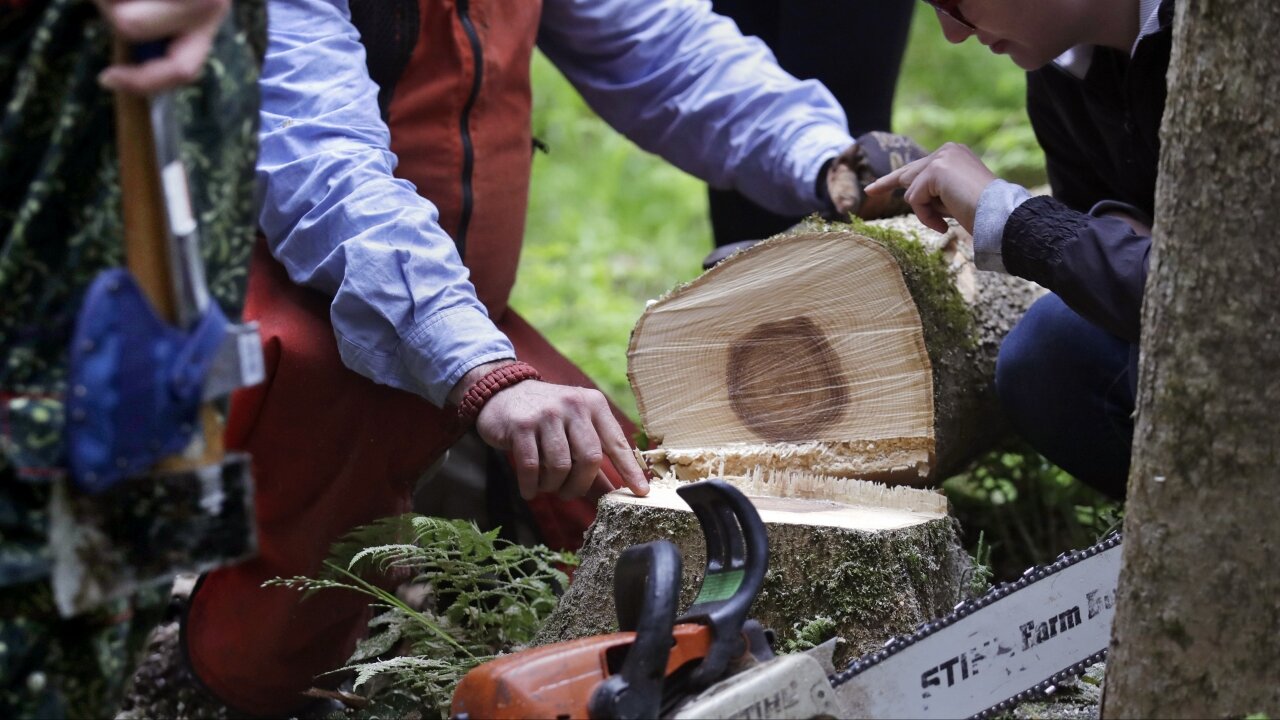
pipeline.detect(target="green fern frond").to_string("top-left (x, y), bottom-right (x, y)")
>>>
top-left (348, 610), bottom-right (412, 664)
top-left (347, 543), bottom-right (431, 572)
top-left (347, 655), bottom-right (475, 691)
top-left (276, 512), bottom-right (575, 718)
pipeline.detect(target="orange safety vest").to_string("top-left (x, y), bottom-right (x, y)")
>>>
top-left (349, 0), bottom-right (634, 543)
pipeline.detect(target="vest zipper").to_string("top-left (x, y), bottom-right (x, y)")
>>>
top-left (455, 0), bottom-right (483, 259)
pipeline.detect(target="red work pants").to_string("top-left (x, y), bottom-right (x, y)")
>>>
top-left (185, 242), bottom-right (634, 716)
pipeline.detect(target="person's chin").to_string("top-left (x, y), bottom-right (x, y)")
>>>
top-left (1008, 48), bottom-right (1052, 71)
top-left (988, 40), bottom-right (1037, 70)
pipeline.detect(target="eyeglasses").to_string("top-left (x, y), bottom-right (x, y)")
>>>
top-left (922, 0), bottom-right (976, 30)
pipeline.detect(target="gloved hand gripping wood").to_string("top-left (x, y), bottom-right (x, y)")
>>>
top-left (825, 131), bottom-right (929, 220)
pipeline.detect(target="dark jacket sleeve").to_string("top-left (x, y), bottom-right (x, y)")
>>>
top-left (1003, 196), bottom-right (1150, 343)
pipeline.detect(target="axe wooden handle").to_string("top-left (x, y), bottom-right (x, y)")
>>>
top-left (112, 39), bottom-right (225, 467)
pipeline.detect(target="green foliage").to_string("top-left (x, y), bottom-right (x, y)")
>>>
top-left (942, 441), bottom-right (1122, 581)
top-left (267, 515), bottom-right (576, 718)
top-left (964, 531), bottom-right (995, 597)
top-left (781, 615), bottom-right (840, 654)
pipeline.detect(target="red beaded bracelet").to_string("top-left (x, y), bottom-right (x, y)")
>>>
top-left (455, 361), bottom-right (542, 429)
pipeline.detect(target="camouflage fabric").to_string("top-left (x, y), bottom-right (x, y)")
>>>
top-left (0, 576), bottom-right (168, 718)
top-left (0, 0), bottom-right (264, 716)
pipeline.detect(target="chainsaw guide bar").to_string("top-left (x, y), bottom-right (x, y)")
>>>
top-left (827, 532), bottom-right (1123, 719)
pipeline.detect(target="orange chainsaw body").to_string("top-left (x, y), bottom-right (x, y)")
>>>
top-left (450, 622), bottom-right (711, 719)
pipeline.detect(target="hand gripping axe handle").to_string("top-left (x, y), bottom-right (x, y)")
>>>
top-left (49, 39), bottom-right (264, 617)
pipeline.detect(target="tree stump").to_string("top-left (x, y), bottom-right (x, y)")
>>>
top-left (540, 221), bottom-right (1036, 664)
top-left (536, 474), bottom-right (971, 668)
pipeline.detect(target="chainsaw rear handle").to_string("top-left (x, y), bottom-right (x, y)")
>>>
top-left (593, 480), bottom-right (772, 711)
top-left (450, 479), bottom-right (772, 719)
top-left (675, 479), bottom-right (770, 688)
top-left (587, 540), bottom-right (683, 719)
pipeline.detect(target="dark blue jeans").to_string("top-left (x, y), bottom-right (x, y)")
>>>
top-left (995, 293), bottom-right (1137, 498)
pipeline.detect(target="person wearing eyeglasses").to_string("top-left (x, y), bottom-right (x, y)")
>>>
top-left (867, 0), bottom-right (1172, 500)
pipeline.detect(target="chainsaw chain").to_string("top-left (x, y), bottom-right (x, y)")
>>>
top-left (827, 531), bottom-right (1123, 720)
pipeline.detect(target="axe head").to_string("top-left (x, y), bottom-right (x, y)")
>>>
top-left (49, 451), bottom-right (256, 617)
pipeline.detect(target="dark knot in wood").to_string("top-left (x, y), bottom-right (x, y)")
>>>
top-left (726, 316), bottom-right (850, 442)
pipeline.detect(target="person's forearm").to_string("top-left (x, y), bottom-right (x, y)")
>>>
top-left (539, 0), bottom-right (852, 217)
top-left (1002, 196), bottom-right (1151, 343)
top-left (258, 0), bottom-right (513, 405)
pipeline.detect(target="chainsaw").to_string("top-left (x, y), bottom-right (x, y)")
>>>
top-left (450, 479), bottom-right (1123, 719)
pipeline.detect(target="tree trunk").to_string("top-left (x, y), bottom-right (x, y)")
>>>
top-left (1104, 2), bottom-right (1280, 716)
top-left (536, 476), bottom-right (971, 669)
top-left (543, 223), bottom-right (1030, 666)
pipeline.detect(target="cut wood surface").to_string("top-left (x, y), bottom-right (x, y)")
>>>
top-left (629, 230), bottom-right (936, 486)
top-left (629, 218), bottom-right (1043, 484)
top-left (536, 474), bottom-right (971, 668)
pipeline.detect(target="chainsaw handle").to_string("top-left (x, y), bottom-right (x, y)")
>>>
top-left (449, 481), bottom-right (771, 719)
top-left (675, 479), bottom-right (769, 688)
top-left (614, 539), bottom-right (682, 633)
top-left (588, 540), bottom-right (683, 719)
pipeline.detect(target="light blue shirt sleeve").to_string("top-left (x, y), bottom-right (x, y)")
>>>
top-left (538, 0), bottom-right (855, 217)
top-left (973, 179), bottom-right (1033, 274)
top-left (256, 0), bottom-right (514, 407)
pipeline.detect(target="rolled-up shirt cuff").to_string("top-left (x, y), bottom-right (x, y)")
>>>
top-left (338, 306), bottom-right (516, 407)
top-left (973, 179), bottom-right (1033, 273)
top-left (772, 126), bottom-right (855, 215)
top-left (405, 307), bottom-right (517, 406)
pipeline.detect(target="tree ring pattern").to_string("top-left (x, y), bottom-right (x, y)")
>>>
top-left (726, 316), bottom-right (850, 442)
